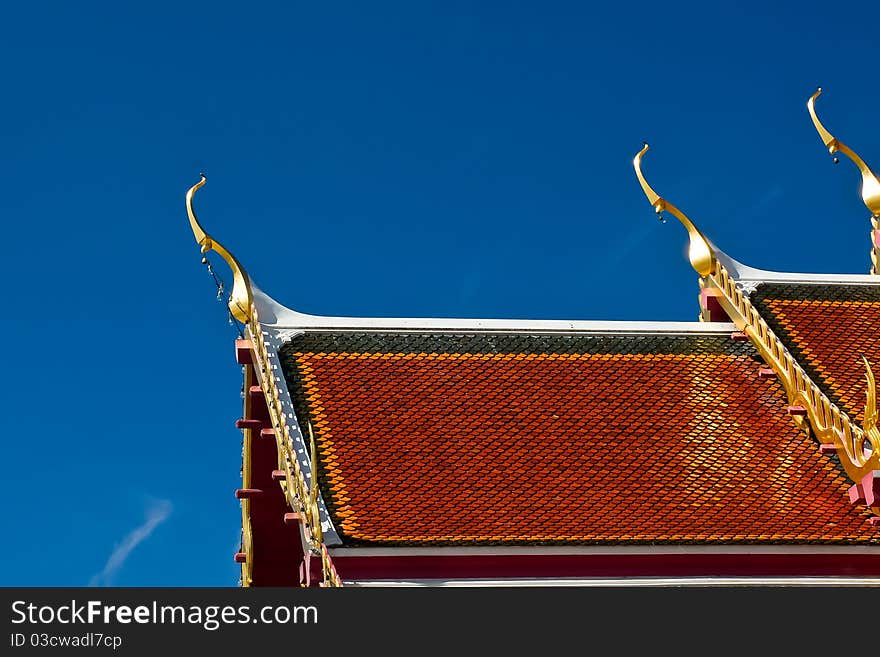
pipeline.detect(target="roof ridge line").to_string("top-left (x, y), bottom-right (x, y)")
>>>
top-left (253, 285), bottom-right (739, 334)
top-left (714, 249), bottom-right (880, 285)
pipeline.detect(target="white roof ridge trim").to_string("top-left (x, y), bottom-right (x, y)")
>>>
top-left (714, 248), bottom-right (880, 285)
top-left (252, 284), bottom-right (737, 334)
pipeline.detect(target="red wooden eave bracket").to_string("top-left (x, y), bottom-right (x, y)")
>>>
top-left (235, 488), bottom-right (263, 500)
top-left (235, 339), bottom-right (253, 365)
top-left (861, 471), bottom-right (880, 506)
top-left (699, 288), bottom-right (731, 322)
top-left (235, 418), bottom-right (262, 430)
top-left (849, 483), bottom-right (865, 504)
top-left (848, 471), bottom-right (880, 506)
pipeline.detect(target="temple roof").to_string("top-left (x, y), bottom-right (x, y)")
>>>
top-left (187, 88), bottom-right (880, 585)
top-left (750, 282), bottom-right (880, 426)
top-left (278, 330), bottom-right (878, 546)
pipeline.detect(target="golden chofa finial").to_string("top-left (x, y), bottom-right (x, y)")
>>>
top-left (633, 143), bottom-right (715, 277)
top-left (807, 88), bottom-right (880, 217)
top-left (186, 175), bottom-right (254, 323)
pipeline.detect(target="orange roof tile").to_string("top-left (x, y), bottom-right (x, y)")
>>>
top-left (751, 283), bottom-right (880, 425)
top-left (278, 332), bottom-right (879, 546)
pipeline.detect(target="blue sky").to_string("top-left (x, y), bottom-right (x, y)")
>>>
top-left (3, 1), bottom-right (879, 585)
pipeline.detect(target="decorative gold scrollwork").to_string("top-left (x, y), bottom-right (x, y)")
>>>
top-left (186, 176), bottom-right (254, 322)
top-left (306, 421), bottom-right (324, 545)
top-left (807, 88), bottom-right (880, 218)
top-left (862, 356), bottom-right (879, 457)
top-left (244, 306), bottom-right (327, 557)
top-left (633, 144), bottom-right (716, 277)
top-left (321, 544), bottom-right (342, 587)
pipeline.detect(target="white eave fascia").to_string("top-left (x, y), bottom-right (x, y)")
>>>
top-left (251, 322), bottom-right (342, 546)
top-left (714, 248), bottom-right (880, 286)
top-left (251, 284), bottom-right (736, 335)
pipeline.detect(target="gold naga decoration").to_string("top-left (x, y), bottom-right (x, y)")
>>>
top-left (306, 422), bottom-right (324, 545)
top-left (186, 175), bottom-right (254, 323)
top-left (186, 177), bottom-right (334, 582)
top-left (247, 304), bottom-right (327, 560)
top-left (807, 89), bottom-right (880, 217)
top-left (807, 88), bottom-right (880, 274)
top-left (633, 146), bottom-right (880, 499)
top-left (864, 356), bottom-right (879, 456)
top-left (633, 144), bottom-right (715, 277)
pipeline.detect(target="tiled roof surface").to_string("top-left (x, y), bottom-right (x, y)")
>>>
top-left (750, 283), bottom-right (880, 424)
top-left (278, 332), bottom-right (879, 546)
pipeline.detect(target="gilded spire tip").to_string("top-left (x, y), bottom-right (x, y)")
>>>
top-left (632, 144), bottom-right (715, 276)
top-left (185, 175), bottom-right (254, 323)
top-left (807, 88), bottom-right (880, 217)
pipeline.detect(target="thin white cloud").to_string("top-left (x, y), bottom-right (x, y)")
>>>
top-left (89, 499), bottom-right (172, 587)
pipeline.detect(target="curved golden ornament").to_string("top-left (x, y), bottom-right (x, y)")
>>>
top-left (244, 305), bottom-right (329, 557)
top-left (186, 176), bottom-right (254, 323)
top-left (321, 544), bottom-right (343, 587)
top-left (307, 421), bottom-right (324, 545)
top-left (633, 144), bottom-right (716, 276)
top-left (863, 356), bottom-right (879, 454)
top-left (807, 88), bottom-right (880, 217)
